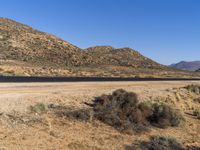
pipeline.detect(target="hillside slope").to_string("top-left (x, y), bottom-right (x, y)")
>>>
top-left (0, 18), bottom-right (199, 77)
top-left (83, 46), bottom-right (163, 68)
top-left (0, 18), bottom-right (84, 67)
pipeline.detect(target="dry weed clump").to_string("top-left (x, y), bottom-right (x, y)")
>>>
top-left (91, 89), bottom-right (148, 132)
top-left (125, 136), bottom-right (200, 150)
top-left (148, 103), bottom-right (184, 128)
top-left (0, 112), bottom-right (42, 126)
top-left (193, 109), bottom-right (200, 119)
top-left (139, 136), bottom-right (184, 150)
top-left (184, 85), bottom-right (200, 94)
top-left (90, 89), bottom-right (184, 132)
top-left (194, 97), bottom-right (200, 103)
top-left (47, 104), bottom-right (91, 121)
top-left (56, 108), bottom-right (90, 121)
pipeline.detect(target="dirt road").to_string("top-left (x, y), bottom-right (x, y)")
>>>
top-left (0, 81), bottom-right (199, 113)
top-left (1, 81), bottom-right (199, 94)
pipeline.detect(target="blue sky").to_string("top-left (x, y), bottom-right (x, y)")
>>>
top-left (1, 0), bottom-right (200, 65)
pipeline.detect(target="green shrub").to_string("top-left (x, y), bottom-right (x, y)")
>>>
top-left (30, 103), bottom-right (48, 113)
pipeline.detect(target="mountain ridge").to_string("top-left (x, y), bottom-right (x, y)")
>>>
top-left (170, 61), bottom-right (200, 71)
top-left (0, 17), bottom-right (199, 77)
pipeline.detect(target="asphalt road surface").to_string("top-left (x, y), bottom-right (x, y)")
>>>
top-left (0, 76), bottom-right (200, 82)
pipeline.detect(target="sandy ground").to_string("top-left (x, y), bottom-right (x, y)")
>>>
top-left (0, 81), bottom-right (200, 149)
top-left (0, 81), bottom-right (199, 113)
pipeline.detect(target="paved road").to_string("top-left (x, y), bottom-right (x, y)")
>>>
top-left (0, 76), bottom-right (200, 82)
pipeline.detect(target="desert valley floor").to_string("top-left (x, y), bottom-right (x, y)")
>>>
top-left (0, 81), bottom-right (200, 150)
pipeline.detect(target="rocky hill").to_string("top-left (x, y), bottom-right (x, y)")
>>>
top-left (170, 61), bottom-right (200, 71)
top-left (0, 18), bottom-right (199, 77)
top-left (83, 46), bottom-right (163, 68)
top-left (0, 18), bottom-right (84, 67)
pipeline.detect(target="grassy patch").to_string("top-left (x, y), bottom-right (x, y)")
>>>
top-left (29, 103), bottom-right (48, 113)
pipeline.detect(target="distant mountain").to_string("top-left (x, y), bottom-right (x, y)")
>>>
top-left (170, 61), bottom-right (200, 71)
top-left (0, 18), bottom-right (199, 77)
top-left (196, 68), bottom-right (200, 72)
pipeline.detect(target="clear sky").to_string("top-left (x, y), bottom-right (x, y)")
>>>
top-left (1, 0), bottom-right (200, 65)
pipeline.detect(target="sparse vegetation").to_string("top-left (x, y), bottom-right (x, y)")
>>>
top-left (46, 103), bottom-right (91, 121)
top-left (29, 103), bottom-right (48, 113)
top-left (57, 108), bottom-right (91, 121)
top-left (194, 97), bottom-right (200, 103)
top-left (25, 89), bottom-right (185, 135)
top-left (126, 136), bottom-right (200, 150)
top-left (43, 89), bottom-right (183, 133)
top-left (185, 85), bottom-right (200, 94)
top-left (87, 89), bottom-right (184, 132)
top-left (148, 103), bottom-right (184, 128)
top-left (193, 109), bottom-right (200, 119)
top-left (1, 82), bottom-right (200, 149)
top-left (125, 136), bottom-right (184, 150)
top-left (140, 136), bottom-right (184, 150)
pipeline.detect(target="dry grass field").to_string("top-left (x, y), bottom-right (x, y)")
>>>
top-left (0, 81), bottom-right (200, 149)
